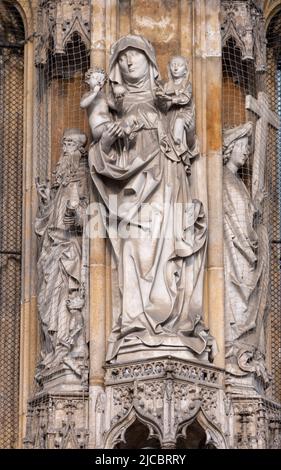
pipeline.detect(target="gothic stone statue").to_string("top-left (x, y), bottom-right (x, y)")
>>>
top-left (86, 35), bottom-right (216, 363)
top-left (155, 55), bottom-right (199, 174)
top-left (223, 122), bottom-right (270, 386)
top-left (35, 128), bottom-right (89, 383)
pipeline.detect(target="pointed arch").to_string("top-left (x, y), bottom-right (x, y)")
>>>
top-left (177, 407), bottom-right (228, 449)
top-left (103, 407), bottom-right (162, 449)
top-left (265, 1), bottom-right (281, 28)
top-left (62, 17), bottom-right (90, 53)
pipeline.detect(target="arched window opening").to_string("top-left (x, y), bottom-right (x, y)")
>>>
top-left (0, 0), bottom-right (24, 449)
top-left (176, 420), bottom-right (208, 449)
top-left (114, 419), bottom-right (161, 449)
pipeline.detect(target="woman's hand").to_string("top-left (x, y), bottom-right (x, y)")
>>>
top-left (100, 123), bottom-right (123, 153)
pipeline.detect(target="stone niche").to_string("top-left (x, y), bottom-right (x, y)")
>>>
top-left (119, 0), bottom-right (181, 76)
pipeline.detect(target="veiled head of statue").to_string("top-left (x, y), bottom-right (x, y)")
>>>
top-left (223, 122), bottom-right (253, 166)
top-left (109, 35), bottom-right (159, 87)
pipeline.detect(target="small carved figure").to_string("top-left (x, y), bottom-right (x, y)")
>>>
top-left (81, 67), bottom-right (141, 166)
top-left (80, 67), bottom-right (113, 142)
top-left (223, 122), bottom-right (270, 386)
top-left (155, 55), bottom-right (199, 172)
top-left (35, 128), bottom-right (89, 383)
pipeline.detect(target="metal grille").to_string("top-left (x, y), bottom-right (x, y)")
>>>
top-left (266, 10), bottom-right (281, 402)
top-left (223, 37), bottom-right (257, 129)
top-left (222, 37), bottom-right (257, 192)
top-left (222, 17), bottom-right (281, 400)
top-left (0, 1), bottom-right (24, 448)
top-left (36, 32), bottom-right (90, 181)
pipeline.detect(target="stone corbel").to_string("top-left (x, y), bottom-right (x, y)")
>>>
top-left (35, 0), bottom-right (90, 66)
top-left (221, 0), bottom-right (267, 72)
top-left (102, 358), bottom-right (226, 449)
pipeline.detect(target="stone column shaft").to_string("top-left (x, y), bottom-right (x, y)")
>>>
top-left (194, 0), bottom-right (225, 368)
top-left (18, 0), bottom-right (38, 448)
top-left (88, 0), bottom-right (117, 448)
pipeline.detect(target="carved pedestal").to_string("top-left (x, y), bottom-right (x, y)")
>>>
top-left (95, 357), bottom-right (227, 449)
top-left (227, 394), bottom-right (281, 449)
top-left (24, 392), bottom-right (89, 449)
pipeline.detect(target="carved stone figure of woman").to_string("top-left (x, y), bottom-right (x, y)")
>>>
top-left (35, 129), bottom-right (89, 383)
top-left (88, 35), bottom-right (215, 363)
top-left (223, 122), bottom-right (270, 385)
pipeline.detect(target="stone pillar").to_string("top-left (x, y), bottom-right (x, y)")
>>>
top-left (88, 0), bottom-right (117, 449)
top-left (18, 1), bottom-right (38, 448)
top-left (193, 0), bottom-right (225, 368)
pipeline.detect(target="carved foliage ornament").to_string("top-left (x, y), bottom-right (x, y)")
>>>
top-left (232, 398), bottom-right (281, 449)
top-left (221, 0), bottom-right (267, 72)
top-left (24, 396), bottom-right (89, 449)
top-left (35, 0), bottom-right (90, 65)
top-left (107, 381), bottom-right (223, 446)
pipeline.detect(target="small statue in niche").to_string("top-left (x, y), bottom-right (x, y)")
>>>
top-left (223, 122), bottom-right (270, 387)
top-left (35, 128), bottom-right (89, 385)
top-left (155, 55), bottom-right (199, 174)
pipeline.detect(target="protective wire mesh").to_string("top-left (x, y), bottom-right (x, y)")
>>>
top-left (222, 37), bottom-right (257, 189)
top-left (0, 0), bottom-right (24, 449)
top-left (36, 32), bottom-right (90, 180)
top-left (266, 9), bottom-right (281, 402)
top-left (222, 12), bottom-right (281, 403)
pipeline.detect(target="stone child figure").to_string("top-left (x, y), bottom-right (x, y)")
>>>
top-left (156, 55), bottom-right (199, 172)
top-left (158, 56), bottom-right (193, 143)
top-left (35, 129), bottom-right (89, 384)
top-left (81, 67), bottom-right (140, 164)
top-left (80, 67), bottom-right (112, 142)
top-left (223, 122), bottom-right (270, 387)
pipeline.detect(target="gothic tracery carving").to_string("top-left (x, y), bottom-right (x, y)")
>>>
top-left (102, 358), bottom-right (226, 449)
top-left (221, 0), bottom-right (267, 72)
top-left (24, 395), bottom-right (89, 449)
top-left (35, 0), bottom-right (90, 65)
